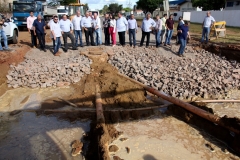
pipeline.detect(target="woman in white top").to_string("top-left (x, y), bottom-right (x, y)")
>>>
top-left (109, 14), bottom-right (116, 47)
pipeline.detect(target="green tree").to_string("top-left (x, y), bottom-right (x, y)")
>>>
top-left (192, 0), bottom-right (226, 10)
top-left (123, 7), bottom-right (132, 12)
top-left (83, 3), bottom-right (89, 11)
top-left (136, 0), bottom-right (162, 14)
top-left (108, 3), bottom-right (123, 15)
top-left (102, 5), bottom-right (109, 14)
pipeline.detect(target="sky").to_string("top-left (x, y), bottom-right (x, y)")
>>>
top-left (80, 0), bottom-right (177, 10)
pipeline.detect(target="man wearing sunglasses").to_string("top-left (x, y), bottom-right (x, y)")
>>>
top-left (50, 16), bottom-right (62, 56)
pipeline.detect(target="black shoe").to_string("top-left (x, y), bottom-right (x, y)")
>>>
top-left (80, 45), bottom-right (84, 47)
top-left (72, 48), bottom-right (78, 50)
top-left (43, 49), bottom-right (47, 52)
top-left (164, 44), bottom-right (167, 46)
top-left (140, 45), bottom-right (143, 47)
top-left (156, 46), bottom-right (159, 48)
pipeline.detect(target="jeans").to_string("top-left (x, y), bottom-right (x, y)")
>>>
top-left (165, 29), bottom-right (173, 45)
top-left (84, 28), bottom-right (95, 46)
top-left (109, 27), bottom-right (116, 45)
top-left (62, 32), bottom-right (76, 51)
top-left (178, 38), bottom-right (186, 55)
top-left (30, 30), bottom-right (37, 47)
top-left (118, 31), bottom-right (126, 46)
top-left (140, 31), bottom-right (150, 47)
top-left (155, 30), bottom-right (162, 46)
top-left (160, 29), bottom-right (166, 43)
top-left (104, 27), bottom-right (110, 45)
top-left (53, 37), bottom-right (61, 54)
top-left (0, 29), bottom-right (9, 50)
top-left (74, 30), bottom-right (83, 47)
top-left (201, 27), bottom-right (210, 43)
top-left (36, 33), bottom-right (45, 49)
top-left (94, 28), bottom-right (102, 46)
top-left (129, 29), bottom-right (136, 46)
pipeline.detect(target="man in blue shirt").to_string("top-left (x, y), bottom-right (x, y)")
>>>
top-left (59, 14), bottom-right (77, 52)
top-left (177, 21), bottom-right (190, 57)
top-left (116, 12), bottom-right (128, 46)
top-left (140, 13), bottom-right (156, 47)
top-left (201, 11), bottom-right (215, 44)
top-left (33, 15), bottom-right (46, 52)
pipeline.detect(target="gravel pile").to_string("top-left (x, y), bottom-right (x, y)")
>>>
top-left (6, 55), bottom-right (92, 88)
top-left (108, 46), bottom-right (240, 99)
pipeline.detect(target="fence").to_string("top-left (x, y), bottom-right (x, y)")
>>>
top-left (173, 10), bottom-right (240, 27)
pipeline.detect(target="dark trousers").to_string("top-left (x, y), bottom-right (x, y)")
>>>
top-left (118, 31), bottom-right (126, 46)
top-left (30, 30), bottom-right (37, 47)
top-left (140, 31), bottom-right (151, 47)
top-left (36, 33), bottom-right (45, 49)
top-left (84, 28), bottom-right (95, 46)
top-left (129, 29), bottom-right (136, 46)
top-left (62, 32), bottom-right (76, 51)
top-left (104, 27), bottom-right (110, 45)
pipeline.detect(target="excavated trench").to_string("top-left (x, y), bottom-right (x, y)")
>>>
top-left (2, 46), bottom-right (240, 159)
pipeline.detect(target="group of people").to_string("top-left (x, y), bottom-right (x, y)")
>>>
top-left (25, 10), bottom-right (215, 57)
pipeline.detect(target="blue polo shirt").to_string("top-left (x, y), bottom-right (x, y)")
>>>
top-left (33, 19), bottom-right (46, 34)
top-left (178, 25), bottom-right (189, 40)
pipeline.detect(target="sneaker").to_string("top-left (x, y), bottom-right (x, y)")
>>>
top-left (80, 45), bottom-right (84, 47)
top-left (164, 44), bottom-right (167, 46)
top-left (54, 52), bottom-right (61, 56)
top-left (4, 48), bottom-right (11, 51)
top-left (72, 48), bottom-right (78, 50)
top-left (43, 49), bottom-right (47, 52)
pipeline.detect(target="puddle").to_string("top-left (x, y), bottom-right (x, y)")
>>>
top-left (0, 112), bottom-right (90, 159)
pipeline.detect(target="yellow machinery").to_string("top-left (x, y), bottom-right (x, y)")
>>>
top-left (209, 21), bottom-right (227, 40)
top-left (68, 0), bottom-right (86, 20)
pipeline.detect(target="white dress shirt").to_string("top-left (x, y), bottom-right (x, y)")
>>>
top-left (50, 22), bottom-right (62, 38)
top-left (155, 19), bottom-right (162, 30)
top-left (81, 16), bottom-right (92, 28)
top-left (116, 16), bottom-right (128, 32)
top-left (141, 18), bottom-right (156, 32)
top-left (92, 17), bottom-right (101, 29)
top-left (203, 16), bottom-right (215, 27)
top-left (109, 19), bottom-right (116, 33)
top-left (59, 19), bottom-right (73, 32)
top-left (72, 15), bottom-right (82, 30)
top-left (128, 19), bottom-right (138, 31)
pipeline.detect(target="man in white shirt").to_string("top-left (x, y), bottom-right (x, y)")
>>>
top-left (50, 16), bottom-right (62, 56)
top-left (160, 14), bottom-right (167, 44)
top-left (140, 12), bottom-right (156, 47)
top-left (92, 13), bottom-right (102, 46)
top-left (201, 11), bottom-right (215, 44)
top-left (27, 11), bottom-right (37, 48)
top-left (81, 11), bottom-right (95, 46)
top-left (72, 10), bottom-right (83, 47)
top-left (155, 14), bottom-right (162, 48)
top-left (59, 14), bottom-right (77, 52)
top-left (127, 14), bottom-right (137, 48)
top-left (116, 12), bottom-right (128, 46)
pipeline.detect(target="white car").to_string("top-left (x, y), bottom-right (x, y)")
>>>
top-left (1, 14), bottom-right (19, 44)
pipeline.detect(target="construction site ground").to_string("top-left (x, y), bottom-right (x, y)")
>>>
top-left (0, 30), bottom-right (240, 160)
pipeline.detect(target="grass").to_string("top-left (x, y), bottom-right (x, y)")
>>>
top-left (136, 19), bottom-right (240, 44)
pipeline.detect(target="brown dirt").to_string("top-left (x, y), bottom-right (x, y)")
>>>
top-left (109, 145), bottom-right (119, 152)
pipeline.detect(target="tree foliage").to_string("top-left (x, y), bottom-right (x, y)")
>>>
top-left (192, 0), bottom-right (226, 10)
top-left (108, 3), bottom-right (123, 15)
top-left (136, 0), bottom-right (163, 14)
top-left (101, 5), bottom-right (109, 14)
top-left (123, 7), bottom-right (132, 12)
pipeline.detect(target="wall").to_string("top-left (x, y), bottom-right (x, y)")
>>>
top-left (225, 0), bottom-right (240, 10)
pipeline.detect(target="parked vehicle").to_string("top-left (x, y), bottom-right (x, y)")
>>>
top-left (0, 14), bottom-right (19, 44)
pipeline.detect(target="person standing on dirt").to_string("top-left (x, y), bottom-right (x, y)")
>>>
top-left (0, 14), bottom-right (10, 51)
top-left (127, 14), bottom-right (138, 48)
top-left (103, 13), bottom-right (110, 46)
top-left (160, 14), bottom-right (167, 44)
top-left (72, 10), bottom-right (83, 47)
top-left (201, 11), bottom-right (215, 44)
top-left (155, 14), bottom-right (162, 48)
top-left (50, 16), bottom-right (62, 56)
top-left (92, 13), bottom-right (102, 46)
top-left (140, 12), bottom-right (156, 47)
top-left (81, 11), bottom-right (95, 46)
top-left (176, 16), bottom-right (185, 44)
top-left (48, 14), bottom-right (57, 49)
top-left (33, 14), bottom-right (46, 52)
top-left (59, 14), bottom-right (77, 52)
top-left (164, 14), bottom-right (174, 46)
top-left (109, 14), bottom-right (117, 47)
top-left (27, 11), bottom-right (37, 48)
top-left (116, 12), bottom-right (128, 47)
top-left (177, 21), bottom-right (190, 57)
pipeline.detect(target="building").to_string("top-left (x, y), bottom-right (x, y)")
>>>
top-left (169, 0), bottom-right (200, 11)
top-left (225, 0), bottom-right (240, 10)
